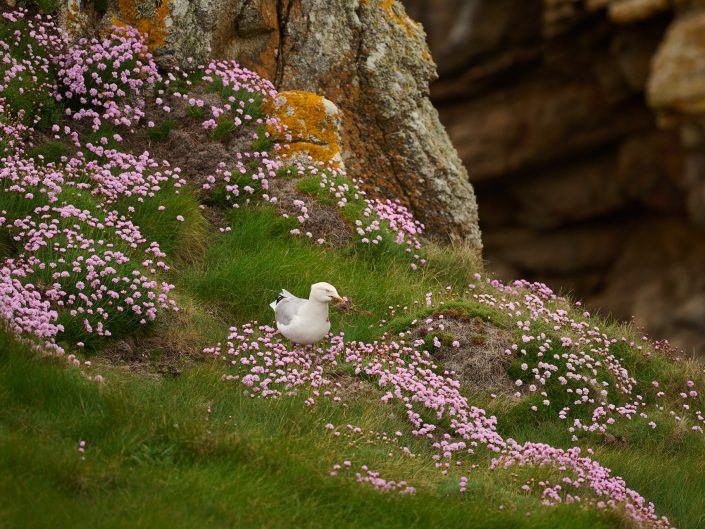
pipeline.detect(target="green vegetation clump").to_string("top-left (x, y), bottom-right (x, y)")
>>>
top-left (186, 105), bottom-right (205, 119)
top-left (147, 119), bottom-right (176, 142)
top-left (251, 125), bottom-right (274, 152)
top-left (210, 119), bottom-right (237, 141)
top-left (26, 141), bottom-right (69, 165)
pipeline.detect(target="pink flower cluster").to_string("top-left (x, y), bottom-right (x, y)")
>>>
top-left (0, 13), bottom-right (180, 348)
top-left (1, 203), bottom-right (176, 340)
top-left (493, 441), bottom-right (670, 527)
top-left (278, 161), bottom-right (428, 264)
top-left (365, 199), bottom-right (423, 247)
top-left (0, 101), bottom-right (30, 159)
top-left (203, 156), bottom-right (277, 208)
top-left (69, 145), bottom-right (188, 205)
top-left (206, 323), bottom-right (341, 402)
top-left (202, 59), bottom-right (277, 104)
top-left (469, 277), bottom-right (705, 439)
top-left (207, 313), bottom-right (673, 528)
top-left (54, 25), bottom-right (160, 131)
top-left (0, 260), bottom-right (63, 353)
top-left (0, 9), bottom-right (65, 126)
top-left (330, 463), bottom-right (416, 495)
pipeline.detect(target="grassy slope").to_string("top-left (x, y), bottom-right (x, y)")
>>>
top-left (1, 331), bottom-right (620, 529)
top-left (2, 203), bottom-right (704, 528)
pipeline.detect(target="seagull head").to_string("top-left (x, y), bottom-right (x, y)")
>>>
top-left (310, 282), bottom-right (343, 304)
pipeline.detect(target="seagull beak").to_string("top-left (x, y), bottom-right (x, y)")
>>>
top-left (332, 295), bottom-right (345, 306)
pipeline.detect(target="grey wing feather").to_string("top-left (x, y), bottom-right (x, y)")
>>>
top-left (271, 290), bottom-right (307, 325)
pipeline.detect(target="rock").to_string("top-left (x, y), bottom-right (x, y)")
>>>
top-left (474, 131), bottom-right (684, 232)
top-left (589, 219), bottom-right (705, 354)
top-left (586, 0), bottom-right (610, 11)
top-left (543, 0), bottom-right (588, 37)
top-left (648, 11), bottom-right (705, 117)
top-left (674, 294), bottom-right (705, 331)
top-left (62, 0), bottom-right (482, 244)
top-left (441, 79), bottom-right (653, 182)
top-left (211, 0), bottom-right (280, 79)
top-left (684, 151), bottom-right (705, 224)
top-left (109, 0), bottom-right (171, 51)
top-left (404, 0), bottom-right (542, 77)
top-left (616, 133), bottom-right (685, 212)
top-left (403, 0), bottom-right (705, 354)
top-left (611, 25), bottom-right (664, 91)
top-left (483, 225), bottom-right (627, 275)
top-left (271, 0), bottom-right (481, 243)
top-left (508, 153), bottom-right (623, 230)
top-left (265, 90), bottom-right (345, 169)
top-left (607, 0), bottom-right (671, 24)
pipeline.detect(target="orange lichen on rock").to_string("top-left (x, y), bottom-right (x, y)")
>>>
top-left (113, 0), bottom-right (169, 50)
top-left (64, 0), bottom-right (82, 34)
top-left (265, 90), bottom-right (343, 169)
top-left (361, 0), bottom-right (422, 37)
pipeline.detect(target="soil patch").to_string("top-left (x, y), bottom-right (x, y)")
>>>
top-left (272, 177), bottom-right (353, 247)
top-left (408, 313), bottom-right (515, 394)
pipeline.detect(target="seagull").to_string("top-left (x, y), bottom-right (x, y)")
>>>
top-left (270, 282), bottom-right (343, 345)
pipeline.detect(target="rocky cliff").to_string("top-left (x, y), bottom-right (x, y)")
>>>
top-left (62, 0), bottom-right (482, 245)
top-left (404, 0), bottom-right (705, 355)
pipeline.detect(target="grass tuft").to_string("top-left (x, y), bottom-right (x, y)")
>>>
top-left (147, 119), bottom-right (177, 142)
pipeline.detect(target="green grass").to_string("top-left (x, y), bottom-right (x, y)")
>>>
top-left (180, 206), bottom-right (473, 341)
top-left (114, 187), bottom-right (208, 262)
top-left (147, 119), bottom-right (177, 142)
top-left (26, 141), bottom-right (70, 165)
top-left (5, 181), bottom-right (705, 528)
top-left (0, 331), bottom-right (627, 529)
top-left (596, 448), bottom-right (705, 529)
top-left (186, 106), bottom-right (206, 120)
top-left (252, 124), bottom-right (274, 152)
top-left (277, 165), bottom-right (301, 179)
top-left (210, 119), bottom-right (237, 141)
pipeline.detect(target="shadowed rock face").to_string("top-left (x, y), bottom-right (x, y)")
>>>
top-left (404, 0), bottom-right (705, 355)
top-left (64, 0), bottom-right (482, 246)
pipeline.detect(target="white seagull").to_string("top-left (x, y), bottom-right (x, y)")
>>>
top-left (270, 282), bottom-right (343, 345)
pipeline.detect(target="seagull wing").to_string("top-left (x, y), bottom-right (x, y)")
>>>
top-left (270, 289), bottom-right (307, 326)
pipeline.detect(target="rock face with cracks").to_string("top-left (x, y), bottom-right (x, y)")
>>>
top-left (61, 0), bottom-right (482, 246)
top-left (404, 0), bottom-right (705, 355)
